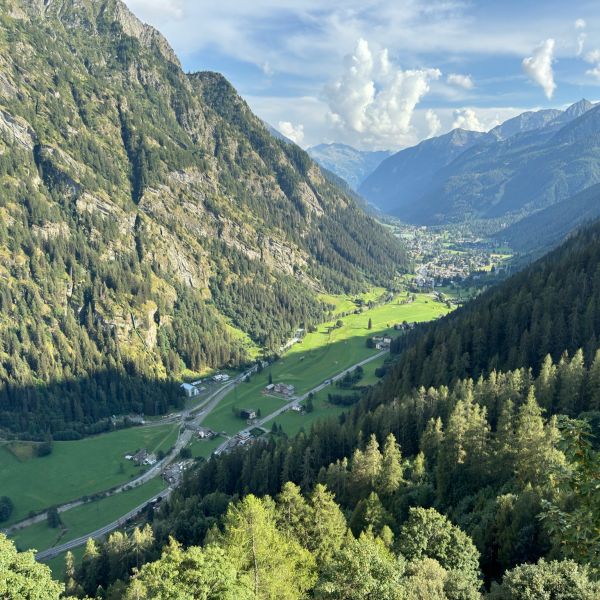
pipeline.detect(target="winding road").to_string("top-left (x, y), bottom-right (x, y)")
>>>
top-left (28, 351), bottom-right (387, 562)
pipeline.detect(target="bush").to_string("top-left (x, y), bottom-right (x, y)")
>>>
top-left (0, 496), bottom-right (14, 522)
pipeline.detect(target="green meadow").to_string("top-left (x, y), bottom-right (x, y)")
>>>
top-left (0, 423), bottom-right (178, 525)
top-left (267, 353), bottom-right (389, 437)
top-left (10, 477), bottom-right (166, 554)
top-left (203, 294), bottom-right (450, 435)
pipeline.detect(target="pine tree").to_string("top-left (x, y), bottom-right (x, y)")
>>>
top-left (307, 484), bottom-right (347, 564)
top-left (514, 387), bottom-right (564, 487)
top-left (586, 349), bottom-right (600, 411)
top-left (378, 433), bottom-right (404, 496)
top-left (351, 434), bottom-right (383, 498)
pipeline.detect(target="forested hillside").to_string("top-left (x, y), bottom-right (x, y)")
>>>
top-left (494, 183), bottom-right (600, 256)
top-left (59, 217), bottom-right (600, 597)
top-left (384, 220), bottom-right (600, 397)
top-left (0, 0), bottom-right (406, 437)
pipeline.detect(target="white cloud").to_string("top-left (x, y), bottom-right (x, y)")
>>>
top-left (425, 109), bottom-right (441, 138)
top-left (575, 18), bottom-right (587, 56)
top-left (522, 39), bottom-right (556, 99)
top-left (262, 62), bottom-right (274, 76)
top-left (452, 108), bottom-right (486, 131)
top-left (584, 49), bottom-right (600, 81)
top-left (278, 121), bottom-right (305, 144)
top-left (447, 73), bottom-right (474, 89)
top-left (126, 0), bottom-right (183, 21)
top-left (325, 38), bottom-right (441, 147)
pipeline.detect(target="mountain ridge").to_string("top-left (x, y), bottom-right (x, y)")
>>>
top-left (359, 99), bottom-right (598, 226)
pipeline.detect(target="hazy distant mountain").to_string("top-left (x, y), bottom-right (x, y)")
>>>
top-left (489, 109), bottom-right (562, 140)
top-left (358, 129), bottom-right (488, 214)
top-left (307, 143), bottom-right (392, 190)
top-left (495, 183), bottom-right (600, 256)
top-left (360, 100), bottom-right (598, 226)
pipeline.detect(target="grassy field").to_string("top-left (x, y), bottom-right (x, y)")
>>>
top-left (0, 423), bottom-right (178, 525)
top-left (189, 436), bottom-right (223, 459)
top-left (318, 287), bottom-right (387, 315)
top-left (10, 477), bottom-right (166, 554)
top-left (267, 354), bottom-right (389, 437)
top-left (202, 294), bottom-right (450, 435)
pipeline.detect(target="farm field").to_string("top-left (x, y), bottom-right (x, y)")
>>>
top-left (10, 478), bottom-right (166, 554)
top-left (0, 423), bottom-right (178, 525)
top-left (202, 294), bottom-right (450, 435)
top-left (267, 354), bottom-right (389, 436)
top-left (189, 436), bottom-right (223, 458)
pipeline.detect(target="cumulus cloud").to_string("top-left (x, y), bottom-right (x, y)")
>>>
top-left (447, 73), bottom-right (474, 89)
top-left (522, 39), bottom-right (556, 99)
top-left (126, 0), bottom-right (184, 21)
top-left (425, 109), bottom-right (442, 138)
top-left (278, 121), bottom-right (305, 144)
top-left (452, 108), bottom-right (486, 131)
top-left (326, 38), bottom-right (441, 146)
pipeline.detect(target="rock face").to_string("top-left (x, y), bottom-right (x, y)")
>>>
top-left (0, 0), bottom-right (407, 433)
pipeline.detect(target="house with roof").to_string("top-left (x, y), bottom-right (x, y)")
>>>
top-left (180, 383), bottom-right (200, 398)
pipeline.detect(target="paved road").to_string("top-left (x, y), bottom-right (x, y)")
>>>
top-left (34, 488), bottom-right (173, 561)
top-left (3, 380), bottom-right (238, 536)
top-left (214, 350), bottom-right (387, 454)
top-left (31, 352), bottom-right (386, 560)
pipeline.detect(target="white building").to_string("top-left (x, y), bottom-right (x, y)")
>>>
top-left (180, 383), bottom-right (200, 398)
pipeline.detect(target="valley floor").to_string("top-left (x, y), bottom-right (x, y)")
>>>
top-left (1, 291), bottom-right (452, 578)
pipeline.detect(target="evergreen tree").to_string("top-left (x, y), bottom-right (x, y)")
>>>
top-left (378, 433), bottom-right (404, 497)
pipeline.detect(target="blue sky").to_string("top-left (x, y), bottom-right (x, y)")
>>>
top-left (124, 0), bottom-right (600, 150)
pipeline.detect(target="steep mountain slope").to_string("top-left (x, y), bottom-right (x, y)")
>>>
top-left (361, 100), bottom-right (597, 225)
top-left (495, 183), bottom-right (600, 255)
top-left (0, 0), bottom-right (407, 435)
top-left (307, 143), bottom-right (392, 191)
top-left (358, 129), bottom-right (487, 215)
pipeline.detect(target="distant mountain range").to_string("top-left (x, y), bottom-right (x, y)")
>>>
top-left (494, 182), bottom-right (600, 256)
top-left (307, 143), bottom-right (392, 191)
top-left (358, 99), bottom-right (598, 228)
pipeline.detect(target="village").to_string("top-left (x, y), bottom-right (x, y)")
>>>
top-left (391, 221), bottom-right (511, 289)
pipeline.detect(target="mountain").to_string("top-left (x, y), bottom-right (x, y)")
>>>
top-left (494, 183), bottom-right (600, 255)
top-left (358, 129), bottom-right (488, 214)
top-left (0, 0), bottom-right (407, 436)
top-left (489, 108), bottom-right (561, 140)
top-left (360, 100), bottom-right (598, 226)
top-left (307, 143), bottom-right (392, 191)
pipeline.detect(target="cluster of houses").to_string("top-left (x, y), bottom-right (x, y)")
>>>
top-left (163, 462), bottom-right (187, 486)
top-left (180, 373), bottom-right (231, 398)
top-left (263, 382), bottom-right (295, 398)
top-left (125, 449), bottom-right (157, 467)
top-left (394, 322), bottom-right (417, 332)
top-left (111, 414), bottom-right (146, 427)
top-left (186, 422), bottom-right (217, 440)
